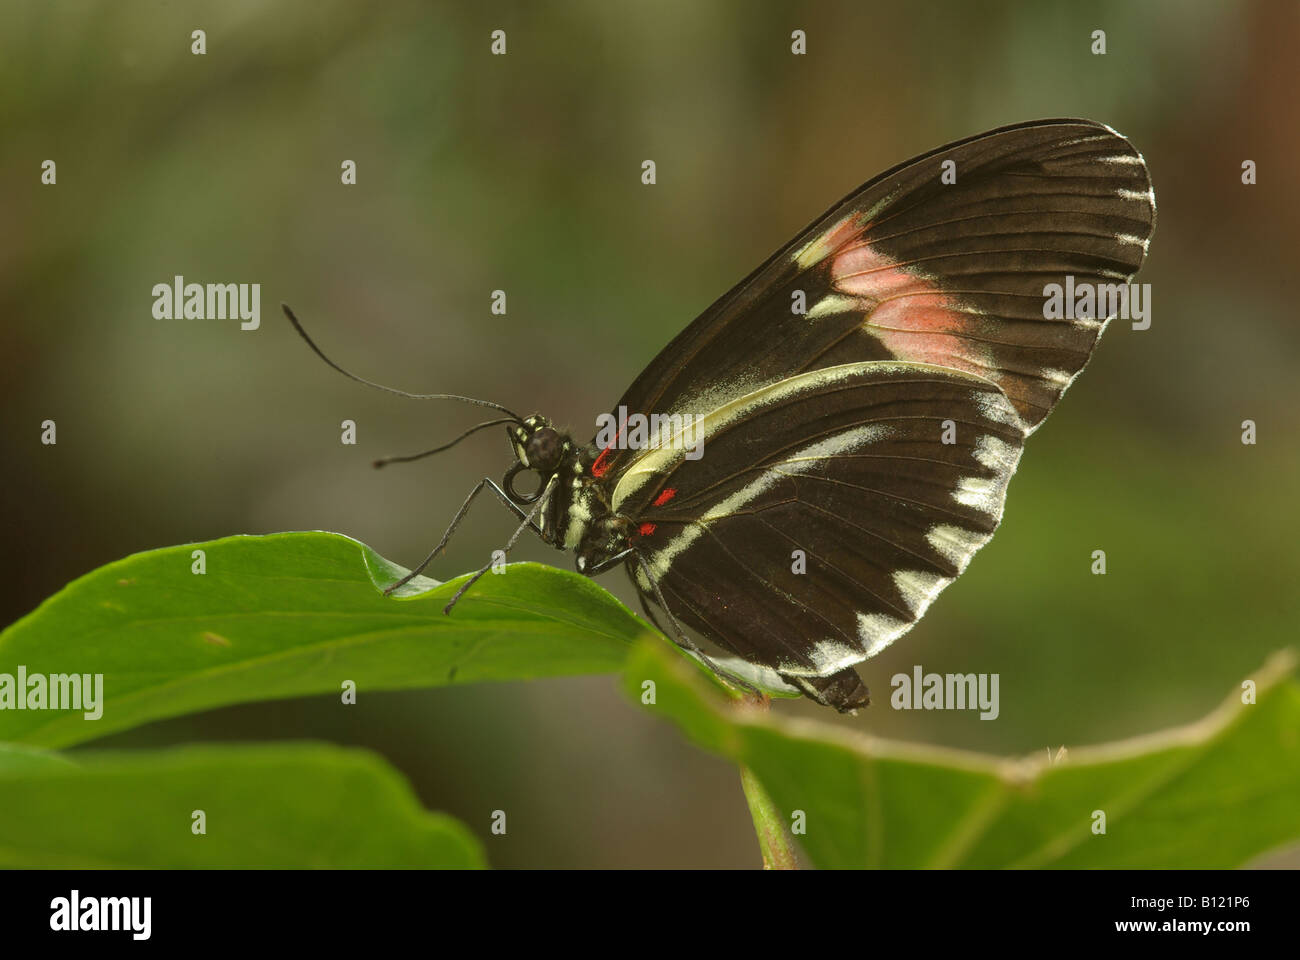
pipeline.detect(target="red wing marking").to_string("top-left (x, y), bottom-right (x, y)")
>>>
top-left (591, 421), bottom-right (629, 478)
top-left (592, 446), bottom-right (615, 477)
top-left (652, 488), bottom-right (677, 507)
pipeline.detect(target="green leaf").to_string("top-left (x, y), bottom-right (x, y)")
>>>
top-left (0, 532), bottom-right (654, 747)
top-left (623, 642), bottom-right (1300, 869)
top-left (0, 742), bottom-right (77, 776)
top-left (0, 742), bottom-right (484, 868)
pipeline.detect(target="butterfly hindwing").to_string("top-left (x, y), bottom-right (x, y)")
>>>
top-left (620, 361), bottom-right (1026, 709)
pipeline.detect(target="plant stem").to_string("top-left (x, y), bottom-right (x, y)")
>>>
top-left (739, 762), bottom-right (799, 869)
top-left (728, 695), bottom-right (798, 869)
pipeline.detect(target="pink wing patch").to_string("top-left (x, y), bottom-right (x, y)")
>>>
top-left (830, 237), bottom-right (996, 382)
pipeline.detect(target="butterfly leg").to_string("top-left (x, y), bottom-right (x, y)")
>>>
top-left (637, 592), bottom-right (668, 636)
top-left (384, 477), bottom-right (542, 596)
top-left (582, 549), bottom-right (744, 686)
top-left (567, 548), bottom-right (732, 684)
top-left (440, 475), bottom-right (557, 614)
top-left (630, 550), bottom-right (764, 701)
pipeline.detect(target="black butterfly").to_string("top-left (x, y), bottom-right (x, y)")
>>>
top-left (285, 118), bottom-right (1155, 712)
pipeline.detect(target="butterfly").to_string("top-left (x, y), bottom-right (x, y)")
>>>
top-left (285, 118), bottom-right (1155, 712)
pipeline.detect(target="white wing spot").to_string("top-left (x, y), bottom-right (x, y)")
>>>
top-left (972, 434), bottom-right (1020, 472)
top-left (953, 474), bottom-right (1000, 513)
top-left (857, 612), bottom-right (911, 659)
top-left (1116, 232), bottom-right (1150, 253)
top-left (973, 391), bottom-right (1026, 433)
top-left (805, 294), bottom-right (863, 321)
top-left (892, 569), bottom-right (951, 619)
top-left (800, 638), bottom-right (869, 675)
top-left (925, 523), bottom-right (981, 572)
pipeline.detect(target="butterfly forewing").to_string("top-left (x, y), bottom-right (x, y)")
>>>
top-left (595, 119), bottom-right (1153, 478)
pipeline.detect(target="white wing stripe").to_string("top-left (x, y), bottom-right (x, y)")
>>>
top-left (641, 422), bottom-right (894, 582)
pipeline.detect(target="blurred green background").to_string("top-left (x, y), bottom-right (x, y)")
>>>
top-left (2, 0), bottom-right (1296, 868)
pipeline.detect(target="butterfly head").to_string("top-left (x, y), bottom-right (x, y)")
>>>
top-left (509, 416), bottom-right (561, 470)
top-left (505, 415), bottom-right (570, 504)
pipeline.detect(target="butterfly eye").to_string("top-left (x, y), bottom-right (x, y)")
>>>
top-left (524, 427), bottom-right (561, 472)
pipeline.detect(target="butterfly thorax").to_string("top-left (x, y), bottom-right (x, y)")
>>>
top-left (506, 416), bottom-right (630, 572)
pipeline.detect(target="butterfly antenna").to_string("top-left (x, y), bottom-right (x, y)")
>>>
top-left (281, 303), bottom-right (522, 420)
top-left (373, 417), bottom-right (518, 469)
